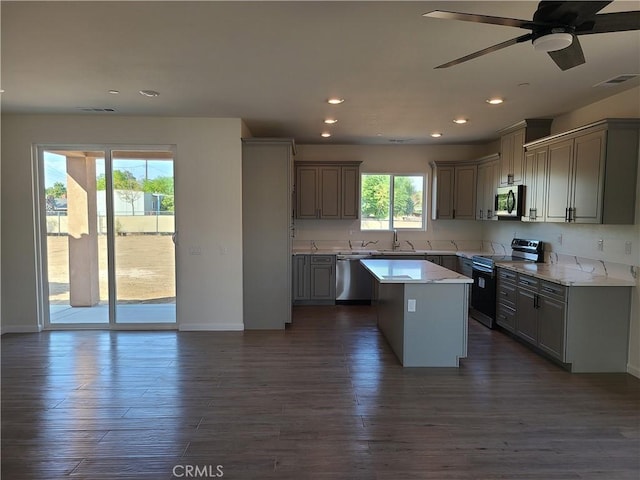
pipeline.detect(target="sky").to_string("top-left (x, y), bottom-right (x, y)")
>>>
top-left (44, 151), bottom-right (174, 188)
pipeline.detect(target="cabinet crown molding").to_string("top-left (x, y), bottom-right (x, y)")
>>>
top-left (294, 160), bottom-right (362, 166)
top-left (523, 118), bottom-right (640, 149)
top-left (497, 118), bottom-right (553, 136)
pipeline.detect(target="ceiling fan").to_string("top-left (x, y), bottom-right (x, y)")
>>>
top-left (423, 1), bottom-right (640, 71)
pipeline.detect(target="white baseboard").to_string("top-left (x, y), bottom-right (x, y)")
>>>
top-left (1, 324), bottom-right (43, 334)
top-left (627, 363), bottom-right (640, 379)
top-left (179, 322), bottom-right (244, 331)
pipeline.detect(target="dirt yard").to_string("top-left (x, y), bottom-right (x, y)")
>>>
top-left (47, 235), bottom-right (176, 304)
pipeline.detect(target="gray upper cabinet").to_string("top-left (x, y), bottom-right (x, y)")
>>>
top-left (522, 145), bottom-right (548, 222)
top-left (498, 119), bottom-right (552, 186)
top-left (295, 162), bottom-right (361, 220)
top-left (432, 162), bottom-right (476, 220)
top-left (528, 119), bottom-right (639, 224)
top-left (242, 138), bottom-right (294, 329)
top-left (475, 154), bottom-right (500, 221)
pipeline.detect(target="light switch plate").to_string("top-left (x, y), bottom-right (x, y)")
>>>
top-left (407, 299), bottom-right (416, 312)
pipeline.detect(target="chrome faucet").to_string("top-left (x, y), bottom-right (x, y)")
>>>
top-left (405, 240), bottom-right (415, 251)
top-left (392, 229), bottom-right (400, 251)
top-left (348, 239), bottom-right (353, 250)
top-left (311, 240), bottom-right (318, 251)
top-left (361, 240), bottom-right (378, 248)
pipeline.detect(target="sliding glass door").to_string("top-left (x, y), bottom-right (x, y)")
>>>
top-left (39, 147), bottom-right (176, 328)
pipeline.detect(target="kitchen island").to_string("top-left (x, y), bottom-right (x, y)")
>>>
top-left (360, 259), bottom-right (473, 367)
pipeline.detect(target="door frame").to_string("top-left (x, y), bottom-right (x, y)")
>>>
top-left (34, 144), bottom-right (178, 330)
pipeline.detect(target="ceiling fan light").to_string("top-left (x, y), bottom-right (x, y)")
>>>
top-left (533, 32), bottom-right (573, 52)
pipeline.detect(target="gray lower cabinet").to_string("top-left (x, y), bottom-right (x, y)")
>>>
top-left (292, 255), bottom-right (336, 305)
top-left (441, 255), bottom-right (458, 271)
top-left (515, 274), bottom-right (566, 361)
top-left (537, 291), bottom-right (565, 360)
top-left (515, 287), bottom-right (540, 345)
top-left (425, 255), bottom-right (441, 265)
top-left (292, 255), bottom-right (310, 301)
top-left (496, 269), bottom-right (517, 332)
top-left (497, 268), bottom-right (630, 372)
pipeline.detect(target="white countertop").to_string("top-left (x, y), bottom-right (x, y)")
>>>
top-left (360, 259), bottom-right (473, 284)
top-left (292, 248), bottom-right (483, 259)
top-left (496, 262), bottom-right (636, 287)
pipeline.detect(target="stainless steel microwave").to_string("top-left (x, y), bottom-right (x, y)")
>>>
top-left (495, 185), bottom-right (525, 219)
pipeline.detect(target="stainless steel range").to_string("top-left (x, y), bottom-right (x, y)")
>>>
top-left (470, 238), bottom-right (544, 328)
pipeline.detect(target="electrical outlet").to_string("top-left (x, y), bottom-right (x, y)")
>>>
top-left (189, 246), bottom-right (201, 255)
top-left (597, 239), bottom-right (603, 251)
top-left (407, 299), bottom-right (416, 312)
top-left (625, 241), bottom-right (632, 255)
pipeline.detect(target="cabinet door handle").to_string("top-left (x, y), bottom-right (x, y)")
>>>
top-left (453, 209), bottom-right (456, 219)
top-left (565, 207), bottom-right (569, 222)
top-left (542, 286), bottom-right (559, 295)
top-left (487, 209), bottom-right (492, 218)
top-left (570, 207), bottom-right (575, 222)
top-left (534, 294), bottom-right (539, 309)
top-left (479, 209), bottom-right (483, 219)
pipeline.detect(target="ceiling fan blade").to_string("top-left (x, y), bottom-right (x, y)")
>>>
top-left (547, 35), bottom-right (585, 71)
top-left (577, 11), bottom-right (640, 34)
top-left (535, 1), bottom-right (612, 25)
top-left (435, 34), bottom-right (533, 69)
top-left (423, 10), bottom-right (541, 29)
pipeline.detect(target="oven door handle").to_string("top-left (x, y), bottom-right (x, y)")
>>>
top-left (472, 264), bottom-right (495, 275)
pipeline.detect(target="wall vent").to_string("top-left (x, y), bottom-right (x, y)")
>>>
top-left (593, 74), bottom-right (639, 87)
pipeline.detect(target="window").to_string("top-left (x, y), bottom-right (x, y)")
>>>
top-left (360, 174), bottom-right (425, 231)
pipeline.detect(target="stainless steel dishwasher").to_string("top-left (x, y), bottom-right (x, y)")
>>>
top-left (336, 254), bottom-right (373, 303)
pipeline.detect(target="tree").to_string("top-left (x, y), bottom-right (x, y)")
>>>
top-left (45, 181), bottom-right (67, 198)
top-left (96, 170), bottom-right (141, 191)
top-left (142, 177), bottom-right (174, 211)
top-left (393, 176), bottom-right (417, 217)
top-left (96, 170), bottom-right (143, 214)
top-left (361, 175), bottom-right (390, 219)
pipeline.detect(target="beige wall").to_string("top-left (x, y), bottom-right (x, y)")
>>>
top-left (1, 115), bottom-right (245, 332)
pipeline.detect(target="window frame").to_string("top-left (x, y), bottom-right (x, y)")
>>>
top-left (359, 172), bottom-right (427, 232)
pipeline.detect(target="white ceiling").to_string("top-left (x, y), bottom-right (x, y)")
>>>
top-left (1, 1), bottom-right (639, 145)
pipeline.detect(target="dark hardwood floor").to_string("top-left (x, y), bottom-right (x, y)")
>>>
top-left (2, 305), bottom-right (639, 479)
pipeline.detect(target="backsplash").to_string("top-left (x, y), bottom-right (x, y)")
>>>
top-left (482, 221), bottom-right (639, 267)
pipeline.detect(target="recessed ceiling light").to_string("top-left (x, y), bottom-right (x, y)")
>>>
top-left (453, 118), bottom-right (468, 124)
top-left (139, 90), bottom-right (160, 97)
top-left (321, 132), bottom-right (331, 138)
top-left (327, 98), bottom-right (345, 105)
top-left (108, 89), bottom-right (120, 95)
top-left (486, 98), bottom-right (503, 105)
top-left (324, 119), bottom-right (338, 124)
top-left (431, 132), bottom-right (443, 138)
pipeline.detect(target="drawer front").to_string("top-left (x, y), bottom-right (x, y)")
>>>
top-left (496, 280), bottom-right (517, 307)
top-left (311, 255), bottom-right (335, 265)
top-left (496, 304), bottom-right (516, 332)
top-left (517, 274), bottom-right (539, 291)
top-left (539, 280), bottom-right (567, 302)
top-left (497, 268), bottom-right (517, 284)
